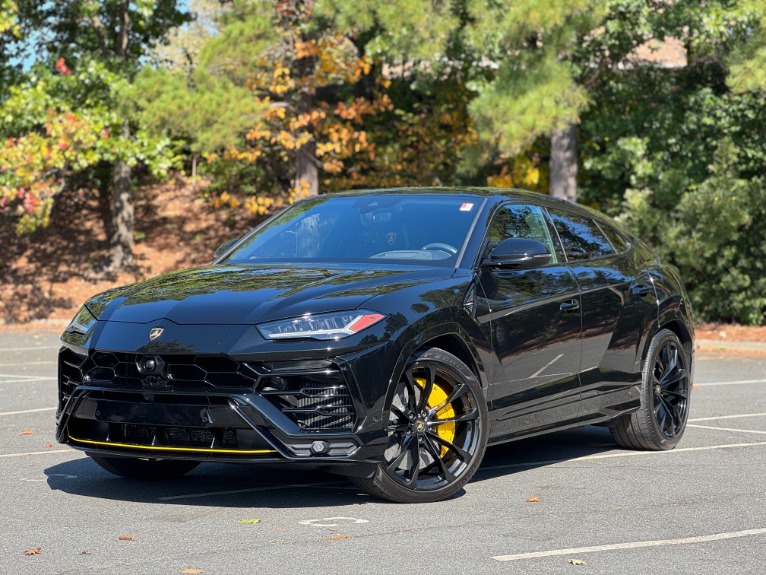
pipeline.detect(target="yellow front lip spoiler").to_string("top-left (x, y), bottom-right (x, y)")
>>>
top-left (69, 435), bottom-right (278, 456)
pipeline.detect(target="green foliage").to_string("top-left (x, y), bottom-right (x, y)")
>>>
top-left (728, 1), bottom-right (766, 93)
top-left (580, 1), bottom-right (766, 324)
top-left (0, 1), bottom-right (189, 237)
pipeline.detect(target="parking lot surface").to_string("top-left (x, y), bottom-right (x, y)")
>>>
top-left (1, 329), bottom-right (765, 574)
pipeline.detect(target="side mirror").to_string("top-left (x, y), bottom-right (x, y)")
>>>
top-left (214, 237), bottom-right (240, 260)
top-left (484, 238), bottom-right (552, 269)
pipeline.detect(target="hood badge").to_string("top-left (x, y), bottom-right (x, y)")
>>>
top-left (149, 326), bottom-right (164, 341)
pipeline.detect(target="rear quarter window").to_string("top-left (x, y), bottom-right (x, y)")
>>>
top-left (547, 208), bottom-right (615, 261)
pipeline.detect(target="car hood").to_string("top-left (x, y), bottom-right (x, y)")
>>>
top-left (86, 264), bottom-right (451, 325)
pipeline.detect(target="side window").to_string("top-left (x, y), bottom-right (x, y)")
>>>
top-left (484, 204), bottom-right (558, 263)
top-left (597, 222), bottom-right (629, 253)
top-left (547, 208), bottom-right (615, 261)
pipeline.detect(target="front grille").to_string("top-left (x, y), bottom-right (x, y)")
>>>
top-left (59, 349), bottom-right (358, 433)
top-left (120, 424), bottom-right (239, 448)
top-left (255, 361), bottom-right (355, 432)
top-left (59, 350), bottom-right (258, 394)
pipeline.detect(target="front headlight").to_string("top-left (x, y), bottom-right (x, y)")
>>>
top-left (65, 305), bottom-right (98, 335)
top-left (257, 310), bottom-right (386, 341)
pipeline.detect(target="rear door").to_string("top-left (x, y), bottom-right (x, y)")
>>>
top-left (545, 208), bottom-right (656, 423)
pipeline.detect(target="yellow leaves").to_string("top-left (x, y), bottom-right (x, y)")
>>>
top-left (117, 535), bottom-right (135, 541)
top-left (19, 429), bottom-right (35, 436)
top-left (526, 496), bottom-right (541, 503)
top-left (180, 569), bottom-right (203, 574)
top-left (295, 39), bottom-right (318, 60)
top-left (487, 155), bottom-right (546, 192)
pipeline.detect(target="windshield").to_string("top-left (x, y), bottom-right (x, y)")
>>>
top-left (223, 194), bottom-right (483, 267)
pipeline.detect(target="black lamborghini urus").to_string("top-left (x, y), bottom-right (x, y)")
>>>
top-left (56, 189), bottom-right (693, 503)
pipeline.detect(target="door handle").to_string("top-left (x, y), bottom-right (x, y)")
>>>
top-left (632, 284), bottom-right (651, 298)
top-left (560, 299), bottom-right (580, 313)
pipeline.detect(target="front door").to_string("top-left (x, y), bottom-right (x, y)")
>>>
top-left (475, 204), bottom-right (582, 441)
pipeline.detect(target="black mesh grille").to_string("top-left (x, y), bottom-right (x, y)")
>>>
top-left (58, 349), bottom-right (357, 433)
top-left (256, 362), bottom-right (355, 431)
top-left (61, 351), bottom-right (258, 391)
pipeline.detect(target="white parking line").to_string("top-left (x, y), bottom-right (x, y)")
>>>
top-left (0, 346), bottom-right (60, 352)
top-left (491, 528), bottom-right (766, 561)
top-left (0, 407), bottom-right (56, 417)
top-left (0, 449), bottom-right (73, 459)
top-left (690, 412), bottom-right (766, 422)
top-left (0, 361), bottom-right (56, 366)
top-left (0, 376), bottom-right (56, 384)
top-left (688, 424), bottom-right (766, 436)
top-left (480, 441), bottom-right (766, 473)
top-left (696, 379), bottom-right (766, 387)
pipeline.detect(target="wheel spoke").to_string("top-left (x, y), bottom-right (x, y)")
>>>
top-left (404, 437), bottom-right (421, 487)
top-left (428, 383), bottom-right (470, 417)
top-left (427, 430), bottom-right (471, 463)
top-left (421, 436), bottom-right (455, 482)
top-left (403, 371), bottom-right (420, 410)
top-left (661, 368), bottom-right (687, 387)
top-left (662, 388), bottom-right (688, 400)
top-left (387, 433), bottom-right (415, 472)
top-left (416, 364), bottom-right (436, 411)
top-left (428, 407), bottom-right (479, 426)
top-left (390, 403), bottom-right (411, 422)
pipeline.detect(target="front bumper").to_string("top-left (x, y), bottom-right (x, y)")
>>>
top-left (55, 342), bottom-right (390, 467)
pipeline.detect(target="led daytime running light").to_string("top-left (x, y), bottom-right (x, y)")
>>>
top-left (258, 311), bottom-right (385, 340)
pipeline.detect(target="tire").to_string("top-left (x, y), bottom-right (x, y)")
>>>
top-left (89, 455), bottom-right (200, 480)
top-left (610, 329), bottom-right (691, 450)
top-left (351, 347), bottom-right (489, 503)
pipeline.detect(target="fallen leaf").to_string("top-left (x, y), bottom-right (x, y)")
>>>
top-left (46, 443), bottom-right (53, 448)
top-left (19, 429), bottom-right (35, 436)
top-left (80, 551), bottom-right (91, 555)
top-left (24, 547), bottom-right (42, 556)
top-left (238, 519), bottom-right (261, 524)
top-left (329, 534), bottom-right (349, 540)
top-left (181, 569), bottom-right (203, 574)
top-left (692, 384), bottom-right (700, 391)
top-left (117, 535), bottom-right (135, 541)
top-left (568, 558), bottom-right (586, 566)
top-left (526, 496), bottom-right (540, 503)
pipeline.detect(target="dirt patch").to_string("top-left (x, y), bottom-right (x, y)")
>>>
top-left (0, 176), bottom-right (256, 324)
top-left (695, 323), bottom-right (766, 343)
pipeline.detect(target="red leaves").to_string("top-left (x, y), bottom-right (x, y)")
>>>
top-left (55, 57), bottom-right (72, 75)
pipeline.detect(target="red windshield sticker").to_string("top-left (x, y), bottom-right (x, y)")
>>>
top-left (460, 203), bottom-right (474, 212)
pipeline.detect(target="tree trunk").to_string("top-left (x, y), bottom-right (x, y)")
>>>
top-left (295, 139), bottom-right (318, 197)
top-left (549, 122), bottom-right (578, 202)
top-left (108, 123), bottom-right (134, 270)
top-left (105, 3), bottom-right (134, 271)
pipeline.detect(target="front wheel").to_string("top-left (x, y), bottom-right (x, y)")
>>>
top-left (352, 347), bottom-right (488, 503)
top-left (610, 329), bottom-right (691, 450)
top-left (89, 455), bottom-right (200, 480)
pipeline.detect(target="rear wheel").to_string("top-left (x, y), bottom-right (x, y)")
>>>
top-left (89, 455), bottom-right (200, 480)
top-left (610, 329), bottom-right (691, 450)
top-left (352, 347), bottom-right (488, 503)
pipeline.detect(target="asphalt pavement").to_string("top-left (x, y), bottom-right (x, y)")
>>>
top-left (1, 328), bottom-right (765, 574)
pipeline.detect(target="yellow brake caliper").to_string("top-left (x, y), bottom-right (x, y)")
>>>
top-left (414, 376), bottom-right (456, 457)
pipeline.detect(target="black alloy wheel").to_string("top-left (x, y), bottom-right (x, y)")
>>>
top-left (351, 347), bottom-right (488, 503)
top-left (610, 329), bottom-right (691, 450)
